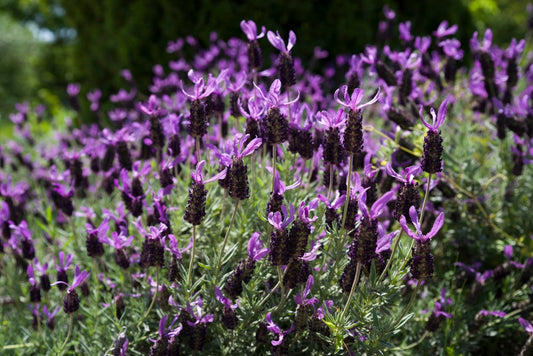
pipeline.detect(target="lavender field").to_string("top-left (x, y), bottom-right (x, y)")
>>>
top-left (1, 7), bottom-right (533, 356)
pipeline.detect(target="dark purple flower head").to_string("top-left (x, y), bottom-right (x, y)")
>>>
top-left (215, 286), bottom-right (240, 310)
top-left (240, 20), bottom-right (266, 41)
top-left (248, 232), bottom-right (269, 261)
top-left (267, 30), bottom-right (296, 53)
top-left (419, 96), bottom-right (451, 133)
top-left (400, 206), bottom-right (445, 243)
top-left (265, 312), bottom-right (294, 346)
top-left (334, 86), bottom-right (381, 112)
top-left (294, 274), bottom-right (318, 306)
top-left (433, 20), bottom-right (458, 39)
top-left (268, 204), bottom-right (295, 230)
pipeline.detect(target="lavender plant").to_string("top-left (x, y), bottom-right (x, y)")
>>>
top-left (1, 8), bottom-right (533, 356)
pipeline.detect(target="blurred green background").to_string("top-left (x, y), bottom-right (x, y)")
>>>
top-left (0, 0), bottom-right (529, 122)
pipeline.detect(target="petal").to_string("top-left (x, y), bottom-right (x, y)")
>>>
top-left (350, 88), bottom-right (365, 108)
top-left (426, 211), bottom-right (445, 240)
top-left (399, 215), bottom-right (420, 241)
top-left (267, 31), bottom-right (285, 52)
top-left (357, 86), bottom-right (381, 111)
top-left (241, 138), bottom-right (262, 157)
top-left (287, 30), bottom-right (297, 52)
top-left (409, 206), bottom-right (422, 236)
top-left (435, 97), bottom-right (450, 129)
top-left (370, 191), bottom-right (394, 219)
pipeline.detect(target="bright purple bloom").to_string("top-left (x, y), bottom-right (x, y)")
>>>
top-left (400, 206), bottom-right (445, 243)
top-left (470, 29), bottom-right (492, 52)
top-left (181, 69), bottom-right (217, 100)
top-left (186, 297), bottom-right (214, 326)
top-left (433, 20), bottom-right (458, 39)
top-left (265, 312), bottom-right (294, 346)
top-left (240, 20), bottom-right (266, 41)
top-left (334, 85), bottom-right (381, 112)
top-left (54, 251), bottom-right (73, 272)
top-left (316, 108), bottom-right (345, 129)
top-left (191, 160), bottom-right (227, 185)
top-left (100, 231), bottom-right (134, 250)
top-left (294, 274), bottom-right (318, 306)
top-left (439, 39), bottom-right (464, 60)
top-left (359, 190), bottom-right (394, 220)
top-left (519, 318), bottom-right (533, 334)
top-left (52, 265), bottom-right (90, 292)
top-left (419, 96), bottom-right (451, 133)
top-left (215, 286), bottom-right (240, 310)
top-left (248, 232), bottom-right (269, 261)
top-left (479, 310), bottom-right (506, 318)
top-left (138, 94), bottom-right (161, 117)
top-left (67, 83), bottom-right (81, 97)
top-left (267, 30), bottom-right (296, 53)
top-left (255, 79), bottom-right (299, 109)
top-left (165, 234), bottom-right (193, 259)
top-left (399, 21), bottom-right (413, 42)
top-left (267, 204), bottom-right (295, 230)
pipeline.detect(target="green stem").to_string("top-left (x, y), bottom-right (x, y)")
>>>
top-left (327, 164), bottom-right (334, 199)
top-left (187, 225), bottom-right (197, 287)
top-left (389, 330), bottom-right (429, 351)
top-left (139, 266), bottom-right (160, 326)
top-left (272, 145), bottom-right (277, 193)
top-left (386, 279), bottom-right (422, 334)
top-left (215, 200), bottom-right (240, 281)
top-left (340, 154), bottom-right (353, 230)
top-left (59, 314), bottom-right (74, 356)
top-left (377, 230), bottom-right (404, 284)
top-left (339, 262), bottom-right (361, 324)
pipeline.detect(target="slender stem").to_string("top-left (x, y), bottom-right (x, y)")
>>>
top-left (59, 314), bottom-right (74, 355)
top-left (327, 164), bottom-right (334, 199)
top-left (386, 279), bottom-right (422, 334)
top-left (195, 137), bottom-right (201, 163)
top-left (389, 331), bottom-right (429, 351)
top-left (377, 230), bottom-right (404, 284)
top-left (286, 88), bottom-right (292, 123)
top-left (187, 225), bottom-right (197, 287)
top-left (339, 262), bottom-right (362, 323)
top-left (271, 145), bottom-right (277, 194)
top-left (139, 266), bottom-right (160, 326)
top-left (341, 155), bottom-right (353, 230)
top-left (215, 200), bottom-right (240, 281)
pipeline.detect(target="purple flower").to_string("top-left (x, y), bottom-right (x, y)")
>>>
top-left (433, 20), bottom-right (458, 39)
top-left (400, 206), bottom-right (445, 243)
top-left (267, 166), bottom-right (301, 195)
top-left (52, 265), bottom-right (90, 293)
top-left (150, 314), bottom-right (182, 341)
top-left (334, 85), bottom-right (381, 112)
top-left (165, 234), bottom-right (193, 259)
top-left (470, 29), bottom-right (492, 52)
top-left (419, 96), bottom-right (451, 133)
top-left (267, 30), bottom-right (296, 53)
top-left (255, 79), bottom-right (300, 109)
top-left (268, 204), bottom-right (295, 230)
top-left (265, 312), bottom-right (294, 346)
top-left (479, 310), bottom-right (506, 318)
top-left (181, 69), bottom-right (217, 100)
top-left (248, 232), bottom-right (269, 261)
top-left (138, 94), bottom-right (161, 117)
top-left (359, 190), bottom-right (395, 220)
top-left (316, 108), bottom-right (345, 129)
top-left (240, 20), bottom-right (266, 41)
top-left (100, 231), bottom-right (134, 250)
top-left (55, 251), bottom-right (73, 272)
top-left (186, 297), bottom-right (214, 326)
top-left (294, 274), bottom-right (318, 306)
top-left (399, 21), bottom-right (413, 42)
top-left (67, 83), bottom-right (81, 97)
top-left (215, 286), bottom-right (240, 310)
top-left (191, 160), bottom-right (227, 185)
top-left (439, 39), bottom-right (464, 60)
top-left (519, 318), bottom-right (533, 335)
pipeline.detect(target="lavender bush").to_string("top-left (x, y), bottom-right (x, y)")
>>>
top-left (1, 8), bottom-right (533, 355)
